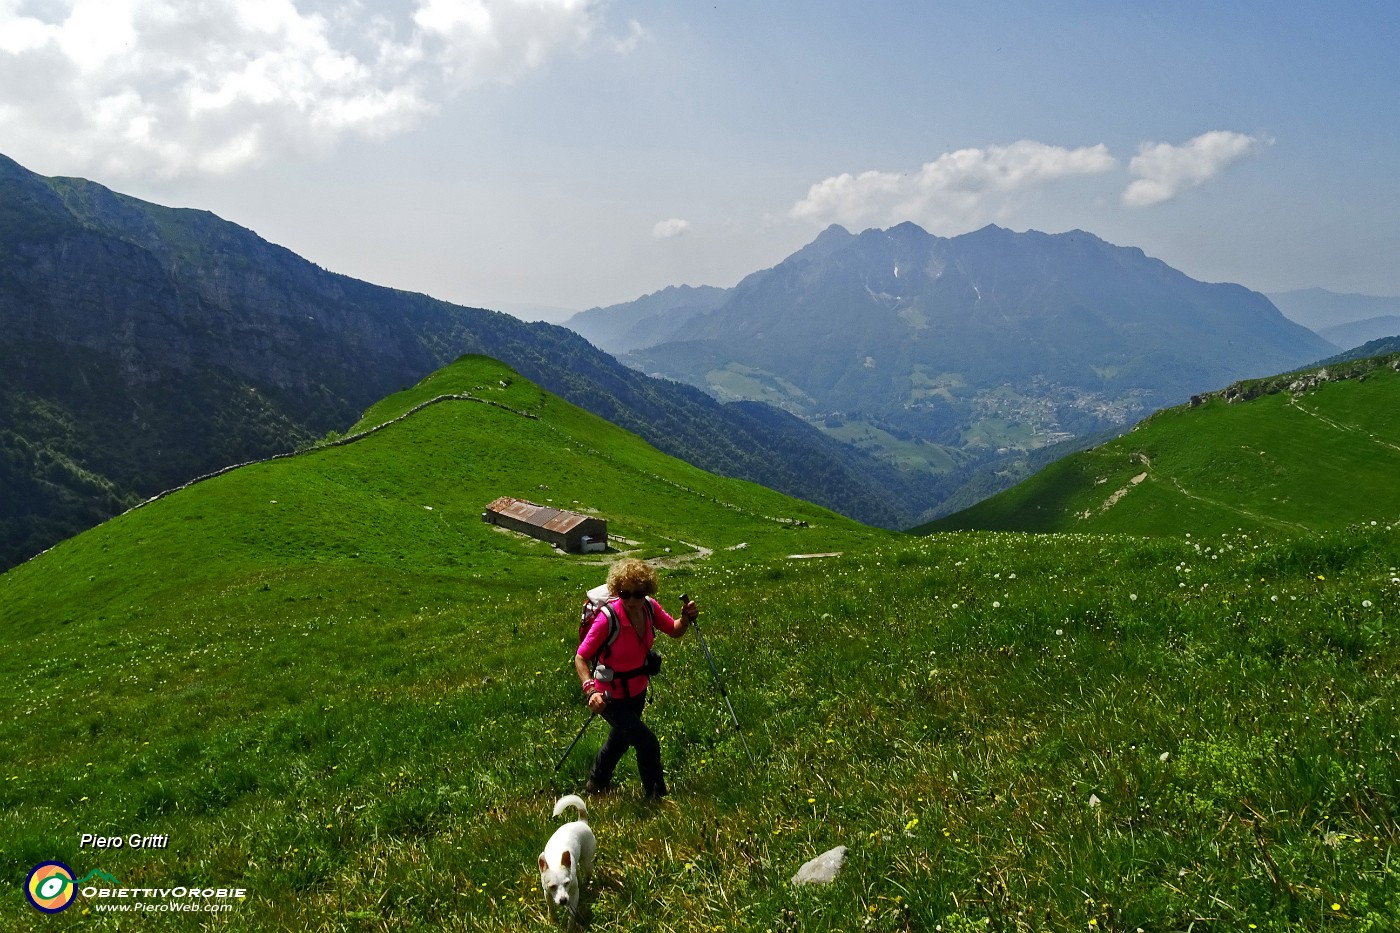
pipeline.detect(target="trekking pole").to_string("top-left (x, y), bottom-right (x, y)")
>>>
top-left (680, 594), bottom-right (755, 764)
top-left (554, 713), bottom-right (596, 772)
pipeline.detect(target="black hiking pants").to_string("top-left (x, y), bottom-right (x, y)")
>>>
top-left (591, 690), bottom-right (667, 797)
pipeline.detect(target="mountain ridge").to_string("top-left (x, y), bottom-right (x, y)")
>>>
top-left (564, 284), bottom-right (731, 354)
top-left (0, 154), bottom-right (932, 568)
top-left (599, 221), bottom-right (1332, 511)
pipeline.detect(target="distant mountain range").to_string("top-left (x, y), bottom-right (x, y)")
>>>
top-left (567, 285), bottom-right (731, 354)
top-left (573, 222), bottom-right (1334, 496)
top-left (4, 149), bottom-right (1382, 571)
top-left (0, 154), bottom-right (930, 568)
top-left (1268, 287), bottom-right (1400, 349)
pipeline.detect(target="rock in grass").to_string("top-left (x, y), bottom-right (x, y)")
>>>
top-left (791, 845), bottom-right (848, 886)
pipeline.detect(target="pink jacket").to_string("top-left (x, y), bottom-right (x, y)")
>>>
top-left (578, 597), bottom-right (682, 698)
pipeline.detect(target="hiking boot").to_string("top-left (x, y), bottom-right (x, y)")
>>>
top-left (583, 778), bottom-right (612, 796)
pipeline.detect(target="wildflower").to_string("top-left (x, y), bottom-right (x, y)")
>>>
top-left (1129, 593), bottom-right (1137, 601)
top-left (1362, 600), bottom-right (1373, 608)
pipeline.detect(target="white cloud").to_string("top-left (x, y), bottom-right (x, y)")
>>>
top-left (652, 217), bottom-right (690, 239)
top-left (413, 0), bottom-right (599, 85)
top-left (608, 19), bottom-right (646, 54)
top-left (0, 0), bottom-right (617, 178)
top-left (790, 141), bottom-right (1117, 232)
top-left (1123, 131), bottom-right (1271, 207)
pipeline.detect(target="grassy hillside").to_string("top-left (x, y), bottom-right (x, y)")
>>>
top-left (924, 354), bottom-right (1400, 536)
top-left (3, 357), bottom-right (1398, 931)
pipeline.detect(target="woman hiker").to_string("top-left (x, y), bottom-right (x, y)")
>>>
top-left (575, 558), bottom-right (696, 798)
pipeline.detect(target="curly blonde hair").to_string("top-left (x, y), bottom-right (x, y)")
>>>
top-left (607, 558), bottom-right (657, 596)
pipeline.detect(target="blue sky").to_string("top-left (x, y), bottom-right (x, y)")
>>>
top-left (2, 1), bottom-right (1397, 318)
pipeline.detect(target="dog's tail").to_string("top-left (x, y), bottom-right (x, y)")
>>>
top-left (552, 793), bottom-right (587, 820)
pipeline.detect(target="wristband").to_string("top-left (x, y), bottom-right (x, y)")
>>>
top-left (583, 679), bottom-right (597, 695)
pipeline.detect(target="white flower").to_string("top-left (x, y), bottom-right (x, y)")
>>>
top-left (992, 601), bottom-right (1001, 609)
top-left (1362, 600), bottom-right (1373, 609)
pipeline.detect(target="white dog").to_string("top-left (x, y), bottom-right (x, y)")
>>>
top-left (538, 794), bottom-right (596, 923)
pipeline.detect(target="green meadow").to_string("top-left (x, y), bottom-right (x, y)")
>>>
top-left (2, 357), bottom-right (1397, 931)
top-left (927, 355), bottom-right (1400, 537)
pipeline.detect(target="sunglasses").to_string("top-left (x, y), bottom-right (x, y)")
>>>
top-left (617, 589), bottom-right (651, 600)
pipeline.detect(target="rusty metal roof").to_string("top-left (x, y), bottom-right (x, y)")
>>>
top-left (486, 496), bottom-right (600, 533)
